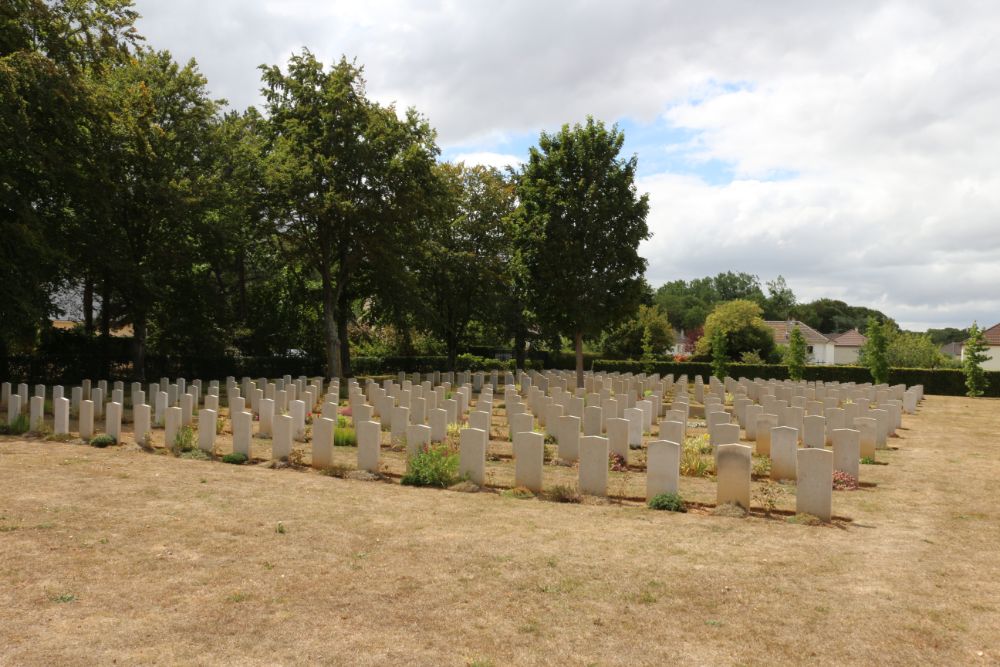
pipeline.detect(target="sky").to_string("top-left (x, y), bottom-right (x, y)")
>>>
top-left (131, 0), bottom-right (1000, 331)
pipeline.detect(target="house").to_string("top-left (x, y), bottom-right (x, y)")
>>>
top-left (764, 320), bottom-right (836, 365)
top-left (829, 328), bottom-right (867, 365)
top-left (940, 341), bottom-right (964, 359)
top-left (962, 322), bottom-right (1000, 371)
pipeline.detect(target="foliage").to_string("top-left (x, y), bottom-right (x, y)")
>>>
top-left (609, 452), bottom-right (628, 472)
top-left (334, 426), bottom-right (357, 447)
top-left (172, 425), bottom-right (196, 454)
top-left (222, 452), bottom-right (248, 464)
top-left (752, 455), bottom-right (772, 477)
top-left (886, 329), bottom-right (950, 369)
top-left (600, 304), bottom-right (674, 359)
top-left (401, 444), bottom-right (459, 487)
top-left (832, 470), bottom-right (858, 490)
top-left (0, 414), bottom-right (30, 435)
top-left (696, 300), bottom-right (777, 364)
top-left (786, 325), bottom-right (807, 381)
top-left (740, 350), bottom-right (765, 364)
top-left (680, 435), bottom-right (713, 477)
top-left (544, 484), bottom-right (582, 503)
top-left (753, 482), bottom-right (783, 516)
top-left (792, 298), bottom-right (888, 335)
top-left (861, 317), bottom-right (890, 385)
top-left (962, 322), bottom-right (990, 397)
top-left (89, 433), bottom-right (116, 448)
top-left (647, 492), bottom-right (686, 512)
top-left (710, 329), bottom-right (729, 381)
top-left (517, 117), bottom-right (650, 385)
top-left (860, 456), bottom-right (877, 465)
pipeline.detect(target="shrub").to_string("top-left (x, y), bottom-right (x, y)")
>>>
top-left (609, 452), bottom-right (628, 472)
top-left (172, 425), bottom-right (196, 454)
top-left (860, 456), bottom-right (876, 465)
top-left (648, 492), bottom-right (686, 512)
top-left (336, 415), bottom-right (349, 428)
top-left (681, 435), bottom-right (714, 477)
top-left (222, 452), bottom-right (248, 465)
top-left (334, 427), bottom-right (357, 447)
top-left (180, 448), bottom-right (210, 460)
top-left (0, 414), bottom-right (30, 435)
top-left (89, 434), bottom-right (116, 448)
top-left (401, 444), bottom-right (458, 488)
top-left (752, 455), bottom-right (772, 477)
top-left (544, 484), bottom-right (581, 503)
top-left (832, 470), bottom-right (858, 490)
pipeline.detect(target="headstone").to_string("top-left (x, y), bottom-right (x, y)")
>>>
top-left (232, 410), bottom-right (252, 458)
top-left (578, 435), bottom-right (609, 496)
top-left (770, 426), bottom-right (798, 481)
top-left (405, 424), bottom-right (431, 458)
top-left (583, 405), bottom-right (603, 436)
top-left (716, 443), bottom-right (752, 510)
top-left (623, 407), bottom-right (643, 447)
top-left (106, 401), bottom-right (122, 441)
top-left (796, 447), bottom-right (833, 521)
top-left (164, 406), bottom-right (181, 449)
top-left (853, 417), bottom-right (877, 459)
top-left (459, 428), bottom-right (488, 485)
top-left (756, 414), bottom-right (780, 456)
top-left (646, 440), bottom-right (681, 500)
top-left (606, 418), bottom-right (630, 459)
top-left (53, 397), bottom-right (70, 435)
top-left (272, 414), bottom-right (293, 460)
top-left (513, 431), bottom-right (544, 493)
top-left (710, 422), bottom-right (740, 450)
top-left (289, 400), bottom-right (306, 441)
top-left (802, 415), bottom-right (826, 449)
top-left (509, 412), bottom-right (534, 441)
top-left (312, 417), bottom-right (334, 468)
top-left (29, 395), bottom-right (44, 431)
top-left (659, 420), bottom-right (684, 447)
top-left (744, 404), bottom-right (763, 441)
top-left (357, 420), bottom-right (381, 472)
top-left (198, 408), bottom-right (217, 453)
top-left (259, 398), bottom-right (275, 438)
top-left (832, 428), bottom-right (860, 481)
top-left (391, 406), bottom-right (410, 442)
top-left (557, 415), bottom-right (581, 462)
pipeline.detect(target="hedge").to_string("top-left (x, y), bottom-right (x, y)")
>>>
top-left (589, 360), bottom-right (1000, 397)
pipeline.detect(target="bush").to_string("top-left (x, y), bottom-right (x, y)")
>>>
top-left (334, 427), bottom-right (357, 447)
top-left (832, 470), bottom-right (858, 490)
top-left (89, 434), bottom-right (116, 448)
top-left (222, 452), bottom-right (248, 465)
top-left (0, 414), bottom-right (30, 435)
top-left (401, 444), bottom-right (459, 488)
top-left (544, 484), bottom-right (582, 503)
top-left (680, 434), bottom-right (713, 477)
top-left (609, 452), bottom-right (628, 472)
top-left (172, 425), bottom-right (196, 454)
top-left (648, 492), bottom-right (687, 512)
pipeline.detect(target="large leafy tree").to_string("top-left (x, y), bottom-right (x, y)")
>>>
top-left (260, 52), bottom-right (438, 378)
top-left (411, 163), bottom-right (516, 370)
top-left (0, 0), bottom-right (138, 368)
top-left (516, 117), bottom-right (650, 386)
top-left (695, 300), bottom-right (777, 362)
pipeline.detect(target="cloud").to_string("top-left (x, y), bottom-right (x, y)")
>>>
top-left (131, 0), bottom-right (1000, 330)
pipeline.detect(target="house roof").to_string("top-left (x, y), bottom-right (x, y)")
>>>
top-left (764, 320), bottom-right (830, 346)
top-left (984, 322), bottom-right (1000, 346)
top-left (830, 328), bottom-right (867, 347)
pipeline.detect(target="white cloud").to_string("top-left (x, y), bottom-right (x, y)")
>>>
top-left (132, 0), bottom-right (1000, 330)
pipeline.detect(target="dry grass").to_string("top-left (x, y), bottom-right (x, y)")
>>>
top-left (1, 395), bottom-right (999, 665)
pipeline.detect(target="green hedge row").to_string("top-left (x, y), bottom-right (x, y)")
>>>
top-left (589, 360), bottom-right (1000, 397)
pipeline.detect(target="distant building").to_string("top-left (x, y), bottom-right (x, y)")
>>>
top-left (764, 320), bottom-right (835, 365)
top-left (829, 328), bottom-right (867, 365)
top-left (961, 322), bottom-right (1000, 371)
top-left (940, 341), bottom-right (964, 359)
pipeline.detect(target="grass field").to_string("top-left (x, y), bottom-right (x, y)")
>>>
top-left (1, 394), bottom-right (999, 665)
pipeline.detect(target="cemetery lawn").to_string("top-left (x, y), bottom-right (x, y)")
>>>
top-left (2, 395), bottom-right (999, 665)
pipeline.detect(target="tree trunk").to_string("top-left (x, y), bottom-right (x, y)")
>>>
top-left (337, 288), bottom-right (351, 378)
top-left (575, 330), bottom-right (584, 389)
top-left (446, 334), bottom-right (458, 372)
top-left (132, 313), bottom-right (147, 382)
top-left (83, 276), bottom-right (94, 334)
top-left (514, 327), bottom-right (526, 370)
top-left (100, 278), bottom-right (112, 379)
top-left (321, 269), bottom-right (341, 380)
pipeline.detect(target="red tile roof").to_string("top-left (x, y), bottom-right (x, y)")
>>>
top-left (984, 322), bottom-right (1000, 346)
top-left (830, 328), bottom-right (867, 347)
top-left (764, 320), bottom-right (830, 346)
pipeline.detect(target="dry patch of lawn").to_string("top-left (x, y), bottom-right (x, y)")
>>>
top-left (1, 395), bottom-right (999, 665)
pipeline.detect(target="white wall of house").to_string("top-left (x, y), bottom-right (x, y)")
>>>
top-left (807, 342), bottom-right (836, 365)
top-left (834, 345), bottom-right (861, 365)
top-left (972, 346), bottom-right (1000, 371)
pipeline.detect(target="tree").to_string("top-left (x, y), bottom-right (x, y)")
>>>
top-left (886, 330), bottom-right (949, 369)
top-left (962, 322), bottom-right (989, 397)
top-left (763, 275), bottom-right (796, 320)
top-left (786, 325), bottom-right (807, 381)
top-left (516, 117), bottom-right (650, 387)
top-left (861, 316), bottom-right (889, 384)
top-left (260, 52), bottom-right (438, 377)
top-left (0, 0), bottom-right (138, 370)
top-left (710, 328), bottom-right (729, 380)
top-left (600, 304), bottom-right (673, 359)
top-left (695, 300), bottom-right (776, 362)
top-left (411, 163), bottom-right (516, 370)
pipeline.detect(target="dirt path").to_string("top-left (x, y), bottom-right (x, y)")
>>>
top-left (1, 395), bottom-right (998, 665)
